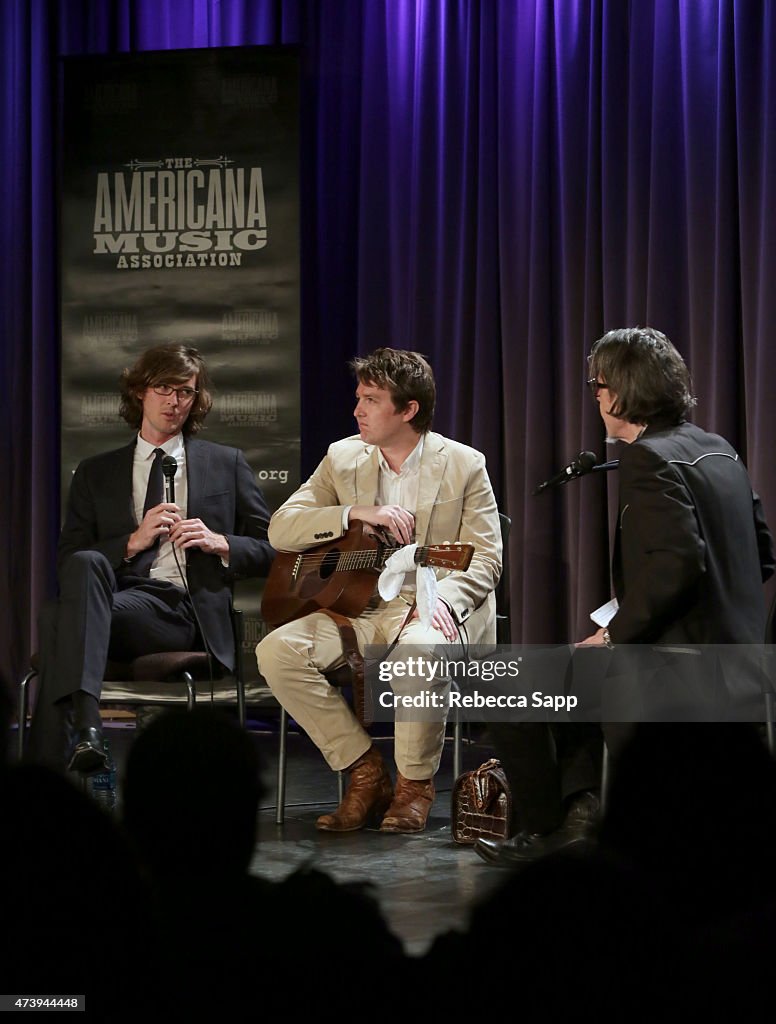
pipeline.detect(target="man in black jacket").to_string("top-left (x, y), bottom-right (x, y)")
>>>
top-left (478, 326), bottom-right (774, 867)
top-left (28, 343), bottom-right (274, 772)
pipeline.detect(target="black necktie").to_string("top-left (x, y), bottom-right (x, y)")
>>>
top-left (134, 447), bottom-right (165, 576)
top-left (144, 447), bottom-right (165, 515)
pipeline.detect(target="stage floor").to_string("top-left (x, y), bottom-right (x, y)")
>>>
top-left (102, 715), bottom-right (505, 956)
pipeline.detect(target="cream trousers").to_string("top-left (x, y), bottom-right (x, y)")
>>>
top-left (256, 596), bottom-right (453, 779)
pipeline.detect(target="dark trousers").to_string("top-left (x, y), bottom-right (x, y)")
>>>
top-left (28, 551), bottom-right (199, 767)
top-left (488, 720), bottom-right (604, 835)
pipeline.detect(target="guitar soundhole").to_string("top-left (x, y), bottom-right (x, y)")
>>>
top-left (319, 549), bottom-right (340, 580)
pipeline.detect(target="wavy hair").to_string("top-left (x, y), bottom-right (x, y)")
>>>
top-left (350, 348), bottom-right (436, 434)
top-left (119, 343), bottom-right (213, 436)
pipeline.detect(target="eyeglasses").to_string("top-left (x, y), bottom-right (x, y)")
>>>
top-left (586, 378), bottom-right (610, 396)
top-left (152, 384), bottom-right (198, 403)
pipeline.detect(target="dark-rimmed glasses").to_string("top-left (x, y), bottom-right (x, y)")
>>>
top-left (586, 378), bottom-right (609, 396)
top-left (152, 384), bottom-right (199, 403)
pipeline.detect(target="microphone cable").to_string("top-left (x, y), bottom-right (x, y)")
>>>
top-left (161, 455), bottom-right (218, 704)
top-left (169, 541), bottom-right (217, 703)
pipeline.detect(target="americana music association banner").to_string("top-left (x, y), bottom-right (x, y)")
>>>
top-left (60, 47), bottom-right (300, 682)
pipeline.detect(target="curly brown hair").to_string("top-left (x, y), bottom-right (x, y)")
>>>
top-left (350, 348), bottom-right (436, 433)
top-left (119, 344), bottom-right (213, 436)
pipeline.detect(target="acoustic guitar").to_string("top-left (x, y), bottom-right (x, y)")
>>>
top-left (261, 519), bottom-right (475, 626)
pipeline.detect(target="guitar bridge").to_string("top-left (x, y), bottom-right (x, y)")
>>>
top-left (291, 554), bottom-right (302, 582)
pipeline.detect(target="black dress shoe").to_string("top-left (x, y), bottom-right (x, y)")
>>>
top-left (474, 828), bottom-right (590, 868)
top-left (473, 836), bottom-right (508, 865)
top-left (67, 727), bottom-right (109, 775)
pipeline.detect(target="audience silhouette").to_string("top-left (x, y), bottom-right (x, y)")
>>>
top-left (424, 723), bottom-right (776, 1018)
top-left (599, 722), bottom-right (776, 1015)
top-left (2, 669), bottom-right (144, 1017)
top-left (11, 690), bottom-right (774, 1016)
top-left (0, 761), bottom-right (147, 1019)
top-left (121, 707), bottom-right (405, 1015)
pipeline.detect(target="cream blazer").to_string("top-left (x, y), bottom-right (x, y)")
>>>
top-left (268, 431), bottom-right (502, 644)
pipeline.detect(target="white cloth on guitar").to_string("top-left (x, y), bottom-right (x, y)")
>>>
top-left (378, 544), bottom-right (437, 629)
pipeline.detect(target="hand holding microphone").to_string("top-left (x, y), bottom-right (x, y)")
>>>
top-left (162, 454), bottom-right (178, 504)
top-left (126, 502), bottom-right (181, 557)
top-left (159, 458), bottom-right (228, 557)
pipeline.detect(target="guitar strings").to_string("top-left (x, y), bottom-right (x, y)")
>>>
top-left (292, 549), bottom-right (427, 568)
top-left (290, 542), bottom-right (473, 572)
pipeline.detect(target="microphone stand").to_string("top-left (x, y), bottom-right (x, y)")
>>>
top-left (533, 458), bottom-right (619, 496)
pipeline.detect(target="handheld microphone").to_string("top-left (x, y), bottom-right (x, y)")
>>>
top-left (533, 451), bottom-right (598, 496)
top-left (161, 455), bottom-right (178, 504)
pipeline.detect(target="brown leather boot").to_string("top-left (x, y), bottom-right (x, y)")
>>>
top-left (315, 746), bottom-right (393, 832)
top-left (379, 772), bottom-right (435, 833)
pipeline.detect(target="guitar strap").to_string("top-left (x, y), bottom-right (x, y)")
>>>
top-left (321, 609), bottom-right (369, 726)
top-left (321, 600), bottom-right (417, 728)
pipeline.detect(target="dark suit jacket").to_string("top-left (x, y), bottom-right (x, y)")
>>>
top-left (610, 421), bottom-right (774, 645)
top-left (57, 437), bottom-right (274, 671)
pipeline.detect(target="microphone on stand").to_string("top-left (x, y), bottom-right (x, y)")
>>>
top-left (532, 451), bottom-right (599, 496)
top-left (161, 455), bottom-right (178, 504)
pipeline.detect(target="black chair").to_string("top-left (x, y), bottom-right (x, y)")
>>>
top-left (495, 513), bottom-right (512, 644)
top-left (763, 593), bottom-right (776, 756)
top-left (17, 606), bottom-right (248, 763)
top-left (449, 512), bottom-right (512, 770)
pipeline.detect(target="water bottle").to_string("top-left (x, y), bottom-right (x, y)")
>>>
top-left (86, 738), bottom-right (117, 813)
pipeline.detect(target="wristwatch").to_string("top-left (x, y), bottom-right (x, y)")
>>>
top-left (602, 628), bottom-right (614, 649)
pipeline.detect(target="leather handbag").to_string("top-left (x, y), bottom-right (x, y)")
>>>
top-left (451, 758), bottom-right (512, 844)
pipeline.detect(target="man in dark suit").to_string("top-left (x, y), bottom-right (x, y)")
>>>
top-left (28, 343), bottom-right (274, 772)
top-left (478, 326), bottom-right (775, 867)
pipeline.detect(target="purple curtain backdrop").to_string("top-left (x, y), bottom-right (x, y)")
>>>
top-left (2, 0), bottom-right (775, 695)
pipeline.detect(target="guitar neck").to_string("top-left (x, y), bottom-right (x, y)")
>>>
top-left (291, 536), bottom-right (472, 579)
top-left (334, 546), bottom-right (405, 572)
top-left (333, 544), bottom-right (462, 573)
top-left (334, 548), bottom-right (386, 572)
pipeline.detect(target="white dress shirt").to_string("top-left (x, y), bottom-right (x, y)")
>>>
top-left (133, 433), bottom-right (187, 586)
top-left (376, 435), bottom-right (424, 590)
top-left (375, 434), bottom-right (424, 517)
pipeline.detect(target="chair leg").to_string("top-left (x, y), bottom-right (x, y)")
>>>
top-left (17, 668), bottom-right (37, 761)
top-left (449, 678), bottom-right (462, 779)
top-left (600, 740), bottom-right (611, 816)
top-left (236, 673), bottom-right (246, 729)
top-left (182, 671), bottom-right (196, 711)
top-left (276, 706), bottom-right (288, 825)
top-left (337, 770), bottom-right (345, 802)
top-left (232, 607), bottom-right (247, 728)
top-left (765, 693), bottom-right (775, 757)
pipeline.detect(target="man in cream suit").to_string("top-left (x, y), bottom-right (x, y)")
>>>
top-left (256, 348), bottom-right (501, 833)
